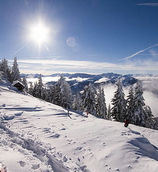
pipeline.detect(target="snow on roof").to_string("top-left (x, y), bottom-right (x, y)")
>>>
top-left (12, 80), bottom-right (24, 87)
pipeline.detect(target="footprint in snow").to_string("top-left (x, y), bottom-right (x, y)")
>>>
top-left (20, 119), bottom-right (29, 124)
top-left (43, 128), bottom-right (51, 133)
top-left (128, 165), bottom-right (132, 169)
top-left (18, 161), bottom-right (26, 167)
top-left (50, 133), bottom-right (60, 138)
top-left (3, 115), bottom-right (14, 120)
top-left (63, 156), bottom-right (68, 162)
top-left (60, 128), bottom-right (66, 130)
top-left (15, 112), bottom-right (23, 116)
top-left (31, 164), bottom-right (40, 170)
top-left (76, 147), bottom-right (83, 150)
top-left (121, 132), bottom-right (131, 136)
top-left (57, 152), bottom-right (63, 158)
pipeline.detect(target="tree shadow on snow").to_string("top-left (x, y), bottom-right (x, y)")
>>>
top-left (69, 110), bottom-right (88, 118)
top-left (53, 113), bottom-right (72, 119)
top-left (0, 107), bottom-right (42, 112)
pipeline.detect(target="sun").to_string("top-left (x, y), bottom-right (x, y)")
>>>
top-left (29, 21), bottom-right (50, 46)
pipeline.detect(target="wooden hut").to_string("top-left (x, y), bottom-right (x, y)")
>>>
top-left (12, 81), bottom-right (25, 91)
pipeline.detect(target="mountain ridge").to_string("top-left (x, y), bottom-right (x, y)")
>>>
top-left (23, 72), bottom-right (138, 94)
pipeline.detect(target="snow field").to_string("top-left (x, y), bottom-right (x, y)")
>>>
top-left (0, 86), bottom-right (158, 172)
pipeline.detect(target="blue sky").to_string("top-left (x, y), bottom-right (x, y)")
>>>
top-left (0, 0), bottom-right (158, 74)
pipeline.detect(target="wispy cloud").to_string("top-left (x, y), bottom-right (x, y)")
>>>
top-left (15, 58), bottom-right (158, 75)
top-left (121, 43), bottom-right (158, 60)
top-left (137, 3), bottom-right (158, 7)
top-left (149, 49), bottom-right (158, 58)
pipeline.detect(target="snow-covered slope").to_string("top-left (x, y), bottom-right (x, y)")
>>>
top-left (0, 86), bottom-right (158, 172)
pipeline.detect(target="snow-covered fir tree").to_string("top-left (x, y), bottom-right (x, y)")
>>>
top-left (36, 74), bottom-right (44, 98)
top-left (50, 83), bottom-right (61, 105)
top-left (57, 76), bottom-right (72, 109)
top-left (111, 79), bottom-right (126, 122)
top-left (132, 81), bottom-right (154, 128)
top-left (143, 105), bottom-right (154, 128)
top-left (42, 88), bottom-right (50, 102)
top-left (32, 74), bottom-right (44, 99)
top-left (73, 93), bottom-right (83, 111)
top-left (31, 82), bottom-right (38, 97)
top-left (126, 85), bottom-right (135, 123)
top-left (133, 81), bottom-right (147, 126)
top-left (11, 57), bottom-right (20, 82)
top-left (82, 83), bottom-right (96, 116)
top-left (0, 58), bottom-right (11, 81)
top-left (96, 86), bottom-right (107, 119)
top-left (48, 85), bottom-right (55, 104)
top-left (0, 58), bottom-right (8, 75)
top-left (28, 82), bottom-right (34, 95)
top-left (22, 76), bottom-right (28, 92)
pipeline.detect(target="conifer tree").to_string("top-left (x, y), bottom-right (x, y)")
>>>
top-left (127, 81), bottom-right (154, 128)
top-left (49, 83), bottom-right (61, 105)
top-left (96, 86), bottom-right (107, 119)
top-left (0, 58), bottom-right (8, 75)
top-left (126, 85), bottom-right (135, 123)
top-left (46, 86), bottom-right (53, 103)
top-left (11, 57), bottom-right (20, 81)
top-left (57, 76), bottom-right (72, 109)
top-left (32, 82), bottom-right (38, 97)
top-left (36, 74), bottom-right (44, 98)
top-left (82, 83), bottom-right (96, 116)
top-left (42, 88), bottom-right (49, 101)
top-left (48, 85), bottom-right (55, 103)
top-left (133, 81), bottom-right (146, 126)
top-left (6, 66), bottom-right (12, 82)
top-left (73, 93), bottom-right (83, 111)
top-left (143, 105), bottom-right (154, 128)
top-left (32, 74), bottom-right (44, 98)
top-left (111, 79), bottom-right (126, 122)
top-left (22, 76), bottom-right (28, 92)
top-left (28, 82), bottom-right (34, 95)
top-left (0, 58), bottom-right (11, 81)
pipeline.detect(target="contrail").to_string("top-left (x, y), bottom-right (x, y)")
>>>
top-left (11, 43), bottom-right (29, 57)
top-left (137, 3), bottom-right (158, 6)
top-left (121, 43), bottom-right (158, 60)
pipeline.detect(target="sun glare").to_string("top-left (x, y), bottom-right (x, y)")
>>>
top-left (29, 21), bottom-right (50, 45)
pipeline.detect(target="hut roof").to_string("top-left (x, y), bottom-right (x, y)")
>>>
top-left (12, 81), bottom-right (25, 91)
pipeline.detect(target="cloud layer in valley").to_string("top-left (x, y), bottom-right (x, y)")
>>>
top-left (103, 82), bottom-right (158, 117)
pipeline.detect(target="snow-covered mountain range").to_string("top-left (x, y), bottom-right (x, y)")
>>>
top-left (25, 73), bottom-right (138, 94)
top-left (0, 83), bottom-right (158, 172)
top-left (24, 72), bottom-right (158, 98)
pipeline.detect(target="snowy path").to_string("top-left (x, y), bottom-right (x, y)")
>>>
top-left (1, 119), bottom-right (78, 172)
top-left (0, 87), bottom-right (158, 172)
